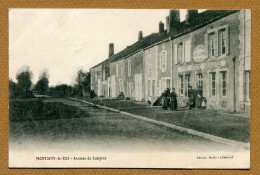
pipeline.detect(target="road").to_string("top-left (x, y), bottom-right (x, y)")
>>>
top-left (9, 99), bottom-right (241, 153)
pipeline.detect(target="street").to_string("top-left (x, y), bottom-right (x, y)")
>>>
top-left (9, 99), bottom-right (242, 153)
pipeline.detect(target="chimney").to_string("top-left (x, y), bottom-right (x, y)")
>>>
top-left (166, 16), bottom-right (170, 33)
top-left (159, 21), bottom-right (164, 33)
top-left (185, 10), bottom-right (198, 24)
top-left (109, 43), bottom-right (114, 57)
top-left (168, 10), bottom-right (180, 35)
top-left (138, 31), bottom-right (143, 41)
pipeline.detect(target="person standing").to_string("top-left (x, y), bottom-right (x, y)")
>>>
top-left (196, 86), bottom-right (203, 108)
top-left (188, 86), bottom-right (195, 109)
top-left (161, 88), bottom-right (170, 110)
top-left (169, 88), bottom-right (178, 111)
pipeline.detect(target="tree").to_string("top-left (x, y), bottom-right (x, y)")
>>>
top-left (9, 79), bottom-right (17, 98)
top-left (34, 70), bottom-right (50, 95)
top-left (16, 65), bottom-right (33, 98)
top-left (75, 69), bottom-right (91, 97)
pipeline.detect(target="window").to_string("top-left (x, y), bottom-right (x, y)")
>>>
top-left (197, 73), bottom-right (203, 93)
top-left (179, 76), bottom-right (184, 95)
top-left (210, 72), bottom-right (216, 97)
top-left (177, 43), bottom-right (183, 63)
top-left (209, 33), bottom-right (217, 57)
top-left (220, 71), bottom-right (227, 97)
top-left (160, 51), bottom-right (167, 71)
top-left (121, 63), bottom-right (123, 76)
top-left (128, 81), bottom-right (132, 95)
top-left (245, 71), bottom-right (251, 101)
top-left (128, 60), bottom-right (131, 76)
top-left (152, 80), bottom-right (155, 97)
top-left (185, 75), bottom-right (191, 97)
top-left (206, 25), bottom-right (229, 58)
top-left (102, 70), bottom-right (105, 81)
top-left (148, 80), bottom-right (151, 96)
top-left (161, 79), bottom-right (166, 92)
top-left (219, 29), bottom-right (227, 55)
top-left (120, 79), bottom-right (123, 92)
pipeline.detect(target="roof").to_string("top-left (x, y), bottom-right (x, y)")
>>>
top-left (91, 32), bottom-right (169, 68)
top-left (171, 10), bottom-right (239, 38)
top-left (91, 10), bottom-right (239, 69)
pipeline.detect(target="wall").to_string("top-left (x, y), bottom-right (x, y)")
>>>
top-left (144, 46), bottom-right (157, 103)
top-left (156, 40), bottom-right (172, 97)
top-left (124, 51), bottom-right (144, 101)
top-left (173, 11), bottom-right (242, 111)
top-left (238, 10), bottom-right (251, 114)
top-left (110, 59), bottom-right (125, 98)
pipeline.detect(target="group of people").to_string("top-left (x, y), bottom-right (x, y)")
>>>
top-left (187, 86), bottom-right (206, 109)
top-left (160, 86), bottom-right (206, 110)
top-left (161, 88), bottom-right (178, 111)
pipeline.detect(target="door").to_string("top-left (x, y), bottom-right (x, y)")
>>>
top-left (107, 77), bottom-right (111, 98)
top-left (135, 74), bottom-right (143, 101)
top-left (111, 75), bottom-right (116, 98)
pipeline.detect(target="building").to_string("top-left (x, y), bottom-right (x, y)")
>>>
top-left (172, 10), bottom-right (251, 112)
top-left (89, 9), bottom-right (250, 113)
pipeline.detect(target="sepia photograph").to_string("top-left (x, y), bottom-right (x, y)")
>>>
top-left (9, 9), bottom-right (251, 168)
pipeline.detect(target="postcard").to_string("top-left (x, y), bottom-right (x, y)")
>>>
top-left (9, 9), bottom-right (251, 168)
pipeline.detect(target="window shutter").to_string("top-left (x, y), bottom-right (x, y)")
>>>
top-left (204, 34), bottom-right (208, 59)
top-left (215, 32), bottom-right (218, 57)
top-left (185, 40), bottom-right (191, 62)
top-left (225, 27), bottom-right (229, 55)
top-left (165, 51), bottom-right (167, 70)
top-left (159, 52), bottom-right (162, 70)
top-left (174, 44), bottom-right (177, 64)
top-left (182, 42), bottom-right (185, 62)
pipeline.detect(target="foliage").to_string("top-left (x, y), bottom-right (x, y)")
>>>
top-left (34, 70), bottom-right (50, 95)
top-left (48, 84), bottom-right (76, 97)
top-left (15, 65), bottom-right (33, 98)
top-left (9, 79), bottom-right (17, 98)
top-left (75, 69), bottom-right (91, 97)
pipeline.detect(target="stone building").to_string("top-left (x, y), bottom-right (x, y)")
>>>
top-left (172, 10), bottom-right (251, 112)
top-left (89, 9), bottom-right (251, 113)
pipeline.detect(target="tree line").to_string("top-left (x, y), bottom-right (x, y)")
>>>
top-left (9, 65), bottom-right (91, 99)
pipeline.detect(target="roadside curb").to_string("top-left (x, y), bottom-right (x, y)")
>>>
top-left (68, 97), bottom-right (249, 149)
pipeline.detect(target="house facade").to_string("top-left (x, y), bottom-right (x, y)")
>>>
top-left (144, 46), bottom-right (157, 103)
top-left (90, 9), bottom-right (250, 113)
top-left (125, 51), bottom-right (144, 101)
top-left (110, 58), bottom-right (125, 98)
top-left (173, 10), bottom-right (251, 112)
top-left (156, 39), bottom-right (173, 97)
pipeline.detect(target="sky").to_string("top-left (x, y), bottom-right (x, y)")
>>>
top-left (9, 9), bottom-right (206, 86)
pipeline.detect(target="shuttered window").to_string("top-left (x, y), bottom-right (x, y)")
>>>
top-left (128, 60), bottom-right (131, 76)
top-left (177, 43), bottom-right (183, 63)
